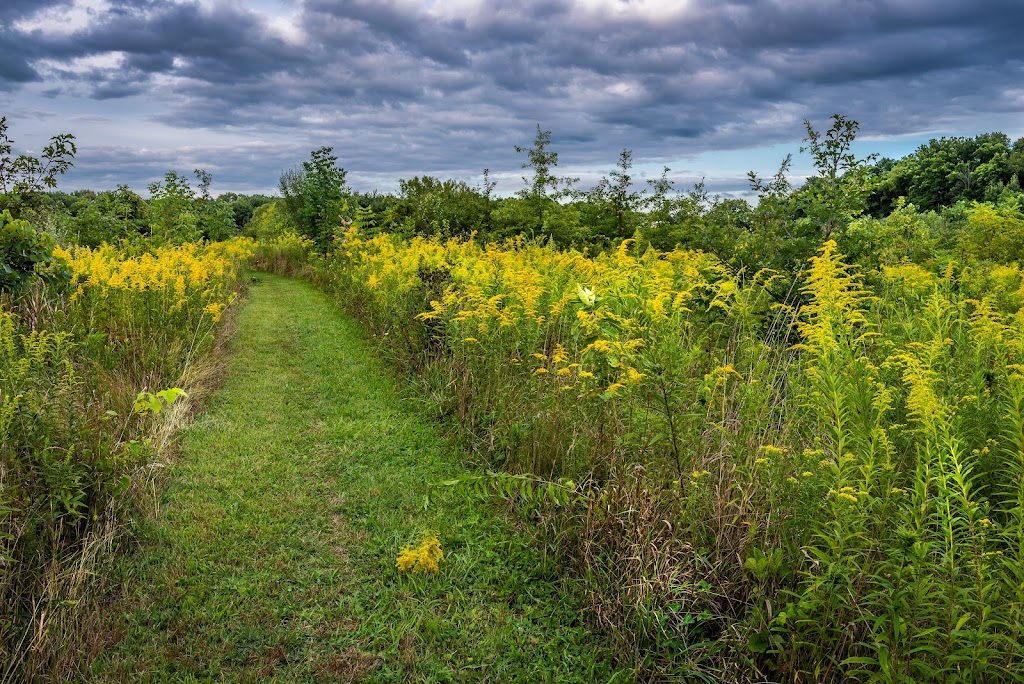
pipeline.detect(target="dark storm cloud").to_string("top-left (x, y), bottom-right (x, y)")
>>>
top-left (0, 39), bottom-right (39, 86)
top-left (75, 3), bottom-right (307, 77)
top-left (0, 0), bottom-right (67, 86)
top-left (0, 0), bottom-right (69, 24)
top-left (2, 0), bottom-right (1022, 193)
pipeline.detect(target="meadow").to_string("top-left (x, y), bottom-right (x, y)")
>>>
top-left (255, 215), bottom-right (1024, 681)
top-left (4, 116), bottom-right (1024, 681)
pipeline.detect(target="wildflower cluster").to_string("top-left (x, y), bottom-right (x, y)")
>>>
top-left (333, 230), bottom-right (737, 403)
top-left (52, 238), bottom-right (254, 377)
top-left (3, 236), bottom-right (252, 678)
top-left (251, 231), bottom-right (314, 276)
top-left (395, 533), bottom-right (444, 574)
top-left (56, 238), bottom-right (254, 319)
top-left (276, 227), bottom-right (1024, 680)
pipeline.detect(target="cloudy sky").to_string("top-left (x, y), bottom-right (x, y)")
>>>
top-left (2, 0), bottom-right (1022, 198)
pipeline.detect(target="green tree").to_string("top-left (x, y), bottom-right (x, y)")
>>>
top-left (743, 154), bottom-right (822, 273)
top-left (192, 169), bottom-right (237, 241)
top-left (111, 184), bottom-right (149, 236)
top-left (481, 168), bottom-right (497, 235)
top-left (0, 116), bottom-right (76, 217)
top-left (0, 117), bottom-right (75, 288)
top-left (799, 114), bottom-right (877, 237)
top-left (870, 132), bottom-right (1021, 213)
top-left (0, 210), bottom-right (62, 292)
top-left (245, 199), bottom-right (294, 239)
top-left (588, 149), bottom-right (643, 243)
top-left (280, 147), bottom-right (349, 250)
top-left (148, 171), bottom-right (199, 244)
top-left (219, 192), bottom-right (275, 232)
top-left (391, 176), bottom-right (487, 239)
top-left (514, 125), bottom-right (577, 237)
top-left (644, 166), bottom-right (675, 222)
top-left (63, 185), bottom-right (150, 246)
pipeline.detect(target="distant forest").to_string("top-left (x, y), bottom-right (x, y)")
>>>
top-left (6, 116), bottom-right (1024, 280)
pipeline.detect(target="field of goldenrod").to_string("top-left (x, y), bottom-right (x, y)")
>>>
top-left (286, 226), bottom-right (1024, 681)
top-left (1, 237), bottom-right (253, 676)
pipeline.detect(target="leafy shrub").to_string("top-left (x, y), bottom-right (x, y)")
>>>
top-left (0, 210), bottom-right (62, 293)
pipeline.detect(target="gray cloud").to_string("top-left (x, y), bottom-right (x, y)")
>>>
top-left (2, 0), bottom-right (1022, 195)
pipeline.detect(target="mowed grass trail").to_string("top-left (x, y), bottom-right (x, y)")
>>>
top-left (93, 275), bottom-right (625, 683)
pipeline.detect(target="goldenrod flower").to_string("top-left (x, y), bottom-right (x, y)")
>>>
top-left (604, 382), bottom-right (625, 396)
top-left (203, 302), bottom-right (225, 323)
top-left (396, 533), bottom-right (444, 574)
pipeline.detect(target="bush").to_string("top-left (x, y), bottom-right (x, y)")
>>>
top-left (0, 210), bottom-right (61, 293)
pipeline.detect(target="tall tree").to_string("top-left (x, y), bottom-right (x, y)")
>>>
top-left (481, 168), bottom-right (497, 234)
top-left (589, 148), bottom-right (642, 242)
top-left (280, 146), bottom-right (348, 250)
top-left (799, 114), bottom-right (877, 237)
top-left (867, 132), bottom-right (1022, 213)
top-left (514, 125), bottom-right (576, 235)
top-left (393, 175), bottom-right (486, 238)
top-left (192, 168), bottom-right (236, 241)
top-left (148, 171), bottom-right (199, 244)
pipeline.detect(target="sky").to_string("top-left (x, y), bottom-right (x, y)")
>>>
top-left (1, 0), bottom-right (1022, 199)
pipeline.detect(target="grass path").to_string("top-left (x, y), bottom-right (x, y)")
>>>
top-left (93, 275), bottom-right (625, 683)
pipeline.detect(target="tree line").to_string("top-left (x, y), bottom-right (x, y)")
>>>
top-left (4, 112), bottom-right (1024, 293)
top-left (259, 115), bottom-right (1024, 280)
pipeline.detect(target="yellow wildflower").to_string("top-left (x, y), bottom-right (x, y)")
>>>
top-left (586, 339), bottom-right (615, 354)
top-left (604, 382), bottom-right (626, 396)
top-left (552, 344), bottom-right (568, 364)
top-left (203, 302), bottom-right (225, 323)
top-left (396, 533), bottom-right (444, 574)
top-left (625, 367), bottom-right (645, 382)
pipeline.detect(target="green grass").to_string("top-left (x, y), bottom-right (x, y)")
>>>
top-left (91, 274), bottom-right (627, 683)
